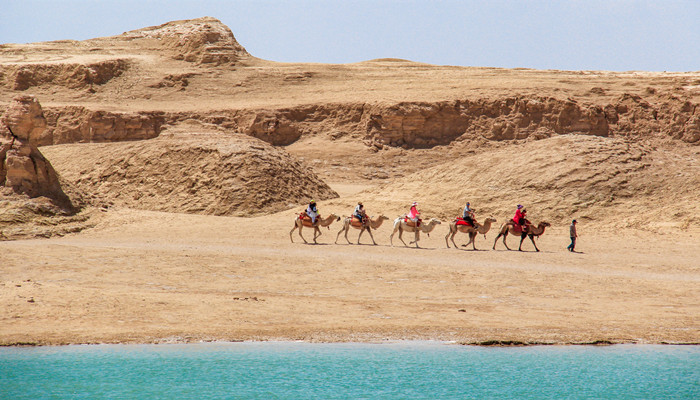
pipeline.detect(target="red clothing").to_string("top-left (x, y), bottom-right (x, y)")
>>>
top-left (408, 206), bottom-right (420, 220)
top-left (513, 209), bottom-right (524, 224)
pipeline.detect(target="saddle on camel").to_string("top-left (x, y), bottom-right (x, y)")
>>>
top-left (455, 217), bottom-right (474, 227)
top-left (298, 212), bottom-right (323, 227)
top-left (350, 215), bottom-right (369, 228)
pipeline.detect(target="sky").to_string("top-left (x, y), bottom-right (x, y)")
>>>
top-left (2, 0), bottom-right (699, 72)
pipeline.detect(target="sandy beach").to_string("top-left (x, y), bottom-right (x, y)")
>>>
top-left (2, 202), bottom-right (698, 346)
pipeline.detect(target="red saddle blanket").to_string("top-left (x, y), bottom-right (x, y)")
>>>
top-left (512, 223), bottom-right (529, 234)
top-left (403, 218), bottom-right (422, 227)
top-left (455, 218), bottom-right (473, 227)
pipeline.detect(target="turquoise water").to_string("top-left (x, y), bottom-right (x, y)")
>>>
top-left (1, 342), bottom-right (698, 399)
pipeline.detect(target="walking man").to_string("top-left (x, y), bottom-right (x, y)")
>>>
top-left (567, 219), bottom-right (578, 252)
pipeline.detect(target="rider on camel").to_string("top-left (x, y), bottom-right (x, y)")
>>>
top-left (353, 202), bottom-right (367, 224)
top-left (462, 201), bottom-right (476, 227)
top-left (408, 202), bottom-right (420, 226)
top-left (513, 204), bottom-right (529, 233)
top-left (306, 200), bottom-right (319, 225)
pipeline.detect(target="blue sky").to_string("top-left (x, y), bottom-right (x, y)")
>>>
top-left (2, 0), bottom-right (699, 71)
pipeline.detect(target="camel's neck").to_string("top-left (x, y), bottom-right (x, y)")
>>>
top-left (370, 217), bottom-right (385, 229)
top-left (532, 224), bottom-right (547, 234)
top-left (319, 216), bottom-right (335, 226)
top-left (478, 220), bottom-right (492, 233)
top-left (422, 221), bottom-right (439, 232)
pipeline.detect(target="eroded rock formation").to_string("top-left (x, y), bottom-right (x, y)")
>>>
top-left (2, 93), bottom-right (696, 149)
top-left (0, 95), bottom-right (76, 211)
top-left (1, 59), bottom-right (129, 91)
top-left (122, 17), bottom-right (250, 65)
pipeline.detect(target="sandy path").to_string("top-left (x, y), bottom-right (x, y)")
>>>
top-left (1, 208), bottom-right (698, 345)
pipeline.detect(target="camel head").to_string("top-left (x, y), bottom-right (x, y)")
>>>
top-left (377, 215), bottom-right (390, 221)
top-left (540, 221), bottom-right (551, 227)
top-left (485, 217), bottom-right (497, 224)
top-left (423, 218), bottom-right (442, 236)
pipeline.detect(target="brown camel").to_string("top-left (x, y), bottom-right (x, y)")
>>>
top-left (445, 217), bottom-right (497, 250)
top-left (290, 213), bottom-right (340, 244)
top-left (390, 217), bottom-right (442, 248)
top-left (492, 221), bottom-right (551, 252)
top-left (335, 215), bottom-right (390, 245)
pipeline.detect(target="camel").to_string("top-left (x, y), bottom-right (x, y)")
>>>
top-left (335, 215), bottom-right (390, 245)
top-left (289, 213), bottom-right (340, 244)
top-left (492, 221), bottom-right (551, 252)
top-left (445, 217), bottom-right (497, 250)
top-left (390, 217), bottom-right (442, 248)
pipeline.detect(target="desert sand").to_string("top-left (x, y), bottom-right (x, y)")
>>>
top-left (1, 17), bottom-right (699, 345)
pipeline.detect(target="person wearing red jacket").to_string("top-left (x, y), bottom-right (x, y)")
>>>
top-left (513, 204), bottom-right (529, 233)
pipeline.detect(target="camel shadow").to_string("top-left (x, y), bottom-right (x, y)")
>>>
top-left (396, 246), bottom-right (438, 251)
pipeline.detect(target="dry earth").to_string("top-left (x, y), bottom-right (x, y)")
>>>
top-left (1, 17), bottom-right (699, 345)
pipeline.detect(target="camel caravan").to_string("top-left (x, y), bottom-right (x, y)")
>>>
top-left (291, 200), bottom-right (555, 251)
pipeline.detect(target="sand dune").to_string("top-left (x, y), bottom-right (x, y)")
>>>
top-left (42, 129), bottom-right (337, 216)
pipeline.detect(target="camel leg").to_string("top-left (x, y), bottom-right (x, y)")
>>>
top-left (335, 225), bottom-right (345, 244)
top-left (290, 224), bottom-right (297, 243)
top-left (530, 235), bottom-right (540, 252)
top-left (357, 227), bottom-right (364, 244)
top-left (365, 227), bottom-right (377, 245)
top-left (502, 232), bottom-right (511, 250)
top-left (492, 233), bottom-right (501, 250)
top-left (445, 229), bottom-right (451, 248)
top-left (314, 227), bottom-right (322, 244)
top-left (390, 227), bottom-right (396, 246)
top-left (345, 227), bottom-right (353, 244)
top-left (398, 228), bottom-right (408, 247)
top-left (410, 230), bottom-right (420, 247)
top-left (298, 225), bottom-right (308, 244)
top-left (452, 231), bottom-right (460, 249)
top-left (450, 230), bottom-right (460, 249)
top-left (464, 232), bottom-right (474, 250)
top-left (518, 232), bottom-right (527, 251)
top-left (469, 232), bottom-right (478, 250)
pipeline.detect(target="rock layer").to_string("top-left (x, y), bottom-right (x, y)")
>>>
top-left (1, 59), bottom-right (129, 91)
top-left (7, 94), bottom-right (693, 148)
